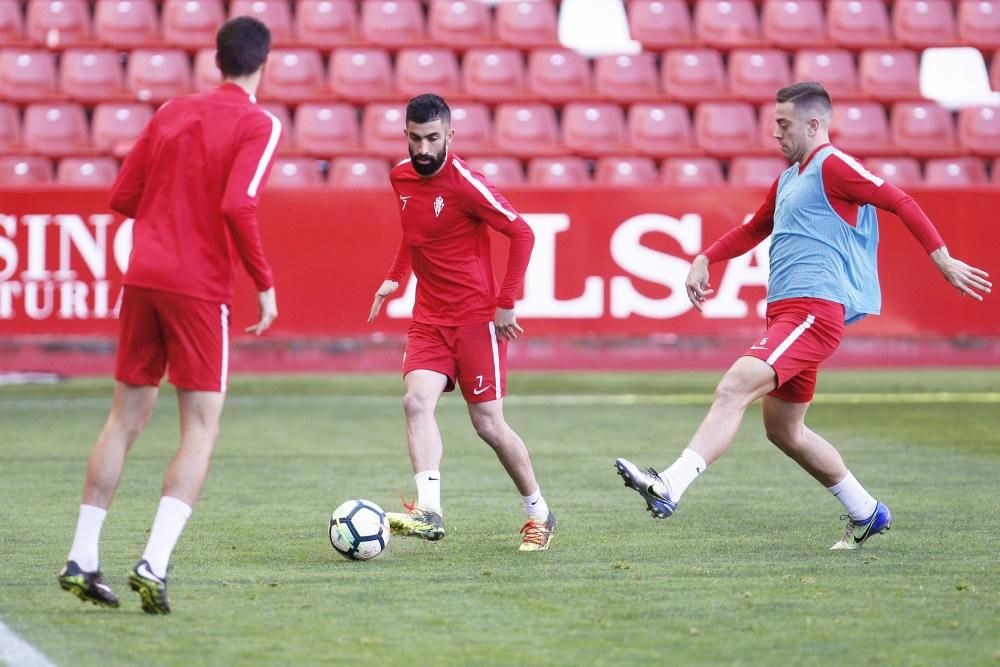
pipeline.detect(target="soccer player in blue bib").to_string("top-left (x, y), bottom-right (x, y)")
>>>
top-left (615, 82), bottom-right (991, 549)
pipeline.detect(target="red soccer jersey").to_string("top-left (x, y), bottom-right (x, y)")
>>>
top-left (386, 153), bottom-right (535, 326)
top-left (109, 83), bottom-right (281, 303)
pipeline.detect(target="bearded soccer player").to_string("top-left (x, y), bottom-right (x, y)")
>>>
top-left (368, 94), bottom-right (555, 551)
top-left (57, 16), bottom-right (281, 613)
top-left (615, 82), bottom-right (991, 549)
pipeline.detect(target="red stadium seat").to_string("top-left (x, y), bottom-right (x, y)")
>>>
top-left (60, 48), bottom-right (126, 103)
top-left (162, 0), bottom-right (224, 49)
top-left (627, 103), bottom-right (697, 157)
top-left (126, 49), bottom-right (192, 103)
top-left (660, 157), bottom-right (724, 185)
top-left (361, 103), bottom-right (408, 160)
top-left (661, 48), bottom-right (727, 103)
top-left (296, 0), bottom-right (358, 48)
top-left (92, 102), bottom-right (153, 156)
top-left (728, 49), bottom-right (792, 103)
top-left (693, 0), bottom-right (761, 49)
top-left (450, 102), bottom-right (493, 155)
top-left (329, 156), bottom-right (390, 187)
top-left (863, 156), bottom-right (923, 186)
top-left (527, 48), bottom-right (592, 102)
top-left (993, 50), bottom-right (1000, 92)
top-left (924, 157), bottom-right (988, 185)
top-left (428, 0), bottom-right (492, 47)
top-left (595, 156), bottom-right (658, 185)
top-left (993, 158), bottom-right (1000, 184)
top-left (958, 0), bottom-right (1000, 50)
top-left (891, 101), bottom-right (959, 158)
top-left (0, 0), bottom-right (24, 42)
top-left (23, 102), bottom-right (90, 156)
top-left (94, 0), bottom-right (159, 48)
top-left (0, 103), bottom-right (21, 152)
top-left (0, 49), bottom-right (58, 102)
top-left (462, 48), bottom-right (527, 102)
top-left (830, 101), bottom-right (892, 155)
top-left (958, 105), bottom-right (1000, 157)
top-left (496, 0), bottom-right (558, 48)
top-left (827, 0), bottom-right (891, 48)
top-left (258, 48), bottom-right (326, 101)
top-left (395, 47), bottom-right (461, 97)
top-left (193, 48), bottom-right (221, 91)
top-left (0, 156), bottom-right (54, 184)
top-left (527, 156), bottom-right (589, 185)
top-left (294, 102), bottom-right (360, 156)
top-left (793, 49), bottom-right (859, 99)
top-left (494, 103), bottom-right (561, 157)
top-left (562, 103), bottom-right (627, 156)
top-left (762, 0), bottom-right (826, 49)
top-left (329, 47), bottom-right (393, 101)
top-left (594, 53), bottom-right (659, 101)
top-left (268, 157), bottom-right (324, 187)
top-left (57, 156), bottom-right (118, 184)
top-left (627, 0), bottom-right (694, 50)
top-left (728, 155), bottom-right (787, 186)
top-left (360, 0), bottom-right (425, 46)
top-left (893, 0), bottom-right (956, 49)
top-left (229, 0), bottom-right (293, 41)
top-left (694, 102), bottom-right (758, 156)
top-left (859, 49), bottom-right (922, 102)
top-left (464, 156), bottom-right (525, 186)
top-left (26, 0), bottom-right (91, 47)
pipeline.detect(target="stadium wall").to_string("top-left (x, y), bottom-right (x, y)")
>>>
top-left (1, 186), bottom-right (998, 374)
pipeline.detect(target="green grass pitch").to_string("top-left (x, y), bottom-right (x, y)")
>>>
top-left (1, 370), bottom-right (997, 666)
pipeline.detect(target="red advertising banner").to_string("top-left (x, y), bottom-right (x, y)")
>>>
top-left (1, 187), bottom-right (998, 342)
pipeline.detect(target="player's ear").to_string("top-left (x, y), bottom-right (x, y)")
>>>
top-left (446, 127), bottom-right (455, 143)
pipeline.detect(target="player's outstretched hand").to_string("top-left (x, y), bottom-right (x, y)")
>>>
top-left (931, 247), bottom-right (992, 301)
top-left (368, 280), bottom-right (399, 322)
top-left (685, 254), bottom-right (715, 312)
top-left (246, 287), bottom-right (277, 335)
top-left (494, 307), bottom-right (523, 341)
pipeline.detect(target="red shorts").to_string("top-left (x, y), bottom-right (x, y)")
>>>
top-left (743, 298), bottom-right (845, 403)
top-left (403, 321), bottom-right (507, 403)
top-left (115, 286), bottom-right (230, 392)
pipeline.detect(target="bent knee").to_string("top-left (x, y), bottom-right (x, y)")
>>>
top-left (402, 392), bottom-right (435, 418)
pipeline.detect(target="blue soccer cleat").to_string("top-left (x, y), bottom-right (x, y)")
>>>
top-left (614, 458), bottom-right (677, 519)
top-left (831, 501), bottom-right (893, 550)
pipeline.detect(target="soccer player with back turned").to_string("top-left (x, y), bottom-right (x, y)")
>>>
top-left (57, 17), bottom-right (281, 613)
top-left (368, 94), bottom-right (556, 551)
top-left (615, 82), bottom-right (991, 549)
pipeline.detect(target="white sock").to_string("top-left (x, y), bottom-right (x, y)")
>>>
top-left (414, 470), bottom-right (441, 515)
top-left (522, 488), bottom-right (549, 519)
top-left (67, 504), bottom-right (107, 572)
top-left (663, 448), bottom-right (707, 500)
top-left (140, 496), bottom-right (192, 580)
top-left (827, 471), bottom-right (878, 522)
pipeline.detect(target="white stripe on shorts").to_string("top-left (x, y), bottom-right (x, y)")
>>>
top-left (766, 313), bottom-right (815, 366)
top-left (488, 321), bottom-right (502, 400)
top-left (220, 304), bottom-right (230, 392)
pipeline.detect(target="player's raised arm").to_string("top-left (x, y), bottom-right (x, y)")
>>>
top-left (823, 151), bottom-right (992, 301)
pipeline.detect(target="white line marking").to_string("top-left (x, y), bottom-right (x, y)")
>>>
top-left (0, 620), bottom-right (57, 667)
top-left (1, 392), bottom-right (998, 411)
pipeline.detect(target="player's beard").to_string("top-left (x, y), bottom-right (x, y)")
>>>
top-left (410, 146), bottom-right (448, 176)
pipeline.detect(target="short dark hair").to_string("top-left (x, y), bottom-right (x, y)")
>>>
top-left (406, 94), bottom-right (451, 125)
top-left (776, 81), bottom-right (832, 117)
top-left (216, 16), bottom-right (271, 79)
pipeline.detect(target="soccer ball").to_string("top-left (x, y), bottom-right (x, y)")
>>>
top-left (328, 499), bottom-right (390, 561)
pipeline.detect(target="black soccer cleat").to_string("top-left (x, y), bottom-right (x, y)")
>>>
top-left (58, 560), bottom-right (120, 608)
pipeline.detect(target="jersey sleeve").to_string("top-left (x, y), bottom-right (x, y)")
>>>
top-left (385, 239), bottom-right (412, 283)
top-left (823, 152), bottom-right (945, 253)
top-left (220, 109), bottom-right (282, 291)
top-left (454, 162), bottom-right (534, 309)
top-left (702, 178), bottom-right (777, 263)
top-left (108, 121), bottom-right (152, 217)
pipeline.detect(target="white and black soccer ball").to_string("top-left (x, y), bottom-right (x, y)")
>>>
top-left (329, 499), bottom-right (390, 561)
